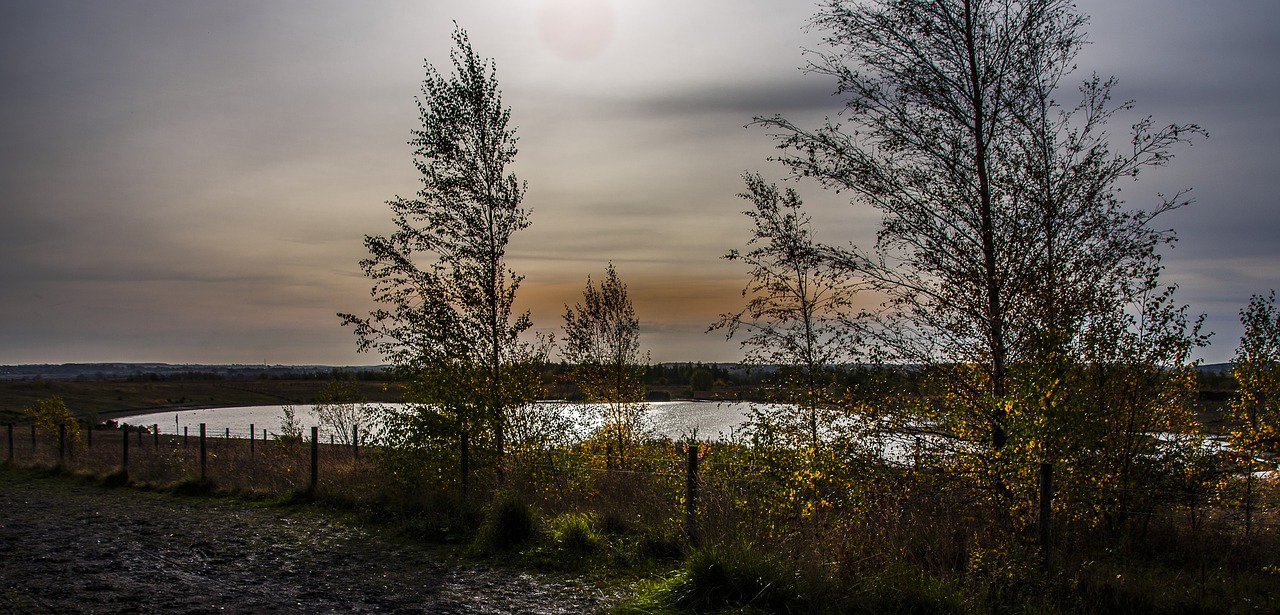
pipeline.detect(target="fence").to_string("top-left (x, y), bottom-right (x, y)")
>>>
top-left (4, 420), bottom-right (1276, 564)
top-left (4, 422), bottom-right (369, 498)
top-left (3, 421), bottom-right (709, 542)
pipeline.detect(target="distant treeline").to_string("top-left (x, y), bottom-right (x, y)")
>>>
top-left (0, 364), bottom-right (391, 383)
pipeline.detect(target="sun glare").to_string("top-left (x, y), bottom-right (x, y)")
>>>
top-left (536, 0), bottom-right (615, 62)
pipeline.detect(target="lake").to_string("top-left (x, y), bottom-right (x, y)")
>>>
top-left (113, 401), bottom-right (759, 442)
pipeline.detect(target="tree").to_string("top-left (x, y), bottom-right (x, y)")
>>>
top-left (26, 396), bottom-right (82, 450)
top-left (561, 263), bottom-right (648, 466)
top-left (1230, 290), bottom-right (1280, 534)
top-left (340, 25), bottom-right (538, 478)
top-left (755, 0), bottom-right (1202, 495)
top-left (712, 173), bottom-right (862, 448)
top-left (314, 379), bottom-right (369, 446)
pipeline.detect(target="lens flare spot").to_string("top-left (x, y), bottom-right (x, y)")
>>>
top-left (537, 0), bottom-right (615, 62)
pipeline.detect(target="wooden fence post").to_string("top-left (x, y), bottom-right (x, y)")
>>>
top-left (310, 426), bottom-right (319, 493)
top-left (199, 423), bottom-right (207, 481)
top-left (153, 425), bottom-right (159, 448)
top-left (250, 423), bottom-right (255, 454)
top-left (225, 427), bottom-right (229, 440)
top-left (183, 426), bottom-right (188, 447)
top-left (686, 443), bottom-right (700, 547)
top-left (1038, 462), bottom-right (1053, 563)
top-left (352, 425), bottom-right (359, 460)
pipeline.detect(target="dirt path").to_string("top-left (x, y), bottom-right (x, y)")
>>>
top-left (0, 471), bottom-right (606, 614)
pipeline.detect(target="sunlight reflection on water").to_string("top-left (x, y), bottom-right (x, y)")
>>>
top-left (114, 401), bottom-right (758, 442)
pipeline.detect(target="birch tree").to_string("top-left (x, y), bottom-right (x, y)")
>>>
top-left (712, 173), bottom-right (862, 449)
top-left (341, 25), bottom-right (538, 478)
top-left (755, 0), bottom-right (1203, 491)
top-left (562, 263), bottom-right (648, 467)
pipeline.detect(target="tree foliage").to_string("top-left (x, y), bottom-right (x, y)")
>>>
top-left (26, 395), bottom-right (82, 449)
top-left (1231, 290), bottom-right (1280, 455)
top-left (561, 263), bottom-right (649, 465)
top-left (752, 0), bottom-right (1206, 524)
top-left (340, 25), bottom-right (541, 478)
top-left (314, 379), bottom-right (371, 446)
top-left (712, 173), bottom-right (863, 448)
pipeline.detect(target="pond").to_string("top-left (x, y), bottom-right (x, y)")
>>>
top-left (113, 401), bottom-right (759, 442)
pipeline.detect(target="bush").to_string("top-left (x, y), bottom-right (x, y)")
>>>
top-left (549, 512), bottom-right (600, 554)
top-left (672, 544), bottom-right (801, 613)
top-left (474, 492), bottom-right (538, 552)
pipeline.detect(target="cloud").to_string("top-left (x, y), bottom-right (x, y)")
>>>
top-left (1, 0), bottom-right (1277, 365)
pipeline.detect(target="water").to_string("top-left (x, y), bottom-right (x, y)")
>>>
top-left (113, 401), bottom-right (758, 442)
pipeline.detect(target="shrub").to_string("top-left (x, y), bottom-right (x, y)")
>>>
top-left (25, 396), bottom-right (83, 451)
top-left (474, 492), bottom-right (538, 552)
top-left (549, 512), bottom-right (600, 554)
top-left (672, 544), bottom-right (801, 613)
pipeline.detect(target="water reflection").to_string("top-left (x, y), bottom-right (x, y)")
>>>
top-left (113, 401), bottom-right (758, 442)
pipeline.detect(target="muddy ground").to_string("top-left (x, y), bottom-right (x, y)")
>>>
top-left (0, 470), bottom-right (607, 614)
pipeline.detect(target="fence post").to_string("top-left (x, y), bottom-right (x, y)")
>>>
top-left (153, 425), bottom-right (159, 448)
top-left (1038, 462), bottom-right (1053, 563)
top-left (686, 443), bottom-right (700, 547)
top-left (352, 424), bottom-right (359, 460)
top-left (121, 424), bottom-right (129, 475)
top-left (199, 423), bottom-right (207, 482)
top-left (460, 431), bottom-right (469, 499)
top-left (183, 426), bottom-right (188, 447)
top-left (225, 427), bottom-right (229, 440)
top-left (310, 426), bottom-right (319, 493)
top-left (250, 423), bottom-right (255, 454)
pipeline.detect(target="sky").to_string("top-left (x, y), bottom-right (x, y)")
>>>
top-left (1, 0), bottom-right (1277, 366)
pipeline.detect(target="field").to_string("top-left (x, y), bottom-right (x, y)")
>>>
top-left (0, 377), bottom-right (403, 425)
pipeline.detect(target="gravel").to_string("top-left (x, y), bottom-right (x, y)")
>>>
top-left (0, 471), bottom-right (607, 614)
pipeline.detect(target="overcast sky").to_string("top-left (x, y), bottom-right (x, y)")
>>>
top-left (1, 0), bottom-right (1276, 366)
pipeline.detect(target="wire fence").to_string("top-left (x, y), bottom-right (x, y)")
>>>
top-left (5, 420), bottom-right (1277, 556)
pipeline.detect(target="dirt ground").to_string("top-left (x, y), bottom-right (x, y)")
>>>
top-left (0, 470), bottom-right (607, 614)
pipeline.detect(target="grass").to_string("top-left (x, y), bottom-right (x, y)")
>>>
top-left (4, 424), bottom-right (1279, 615)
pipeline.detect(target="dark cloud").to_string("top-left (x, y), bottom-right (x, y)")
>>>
top-left (624, 78), bottom-right (837, 121)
